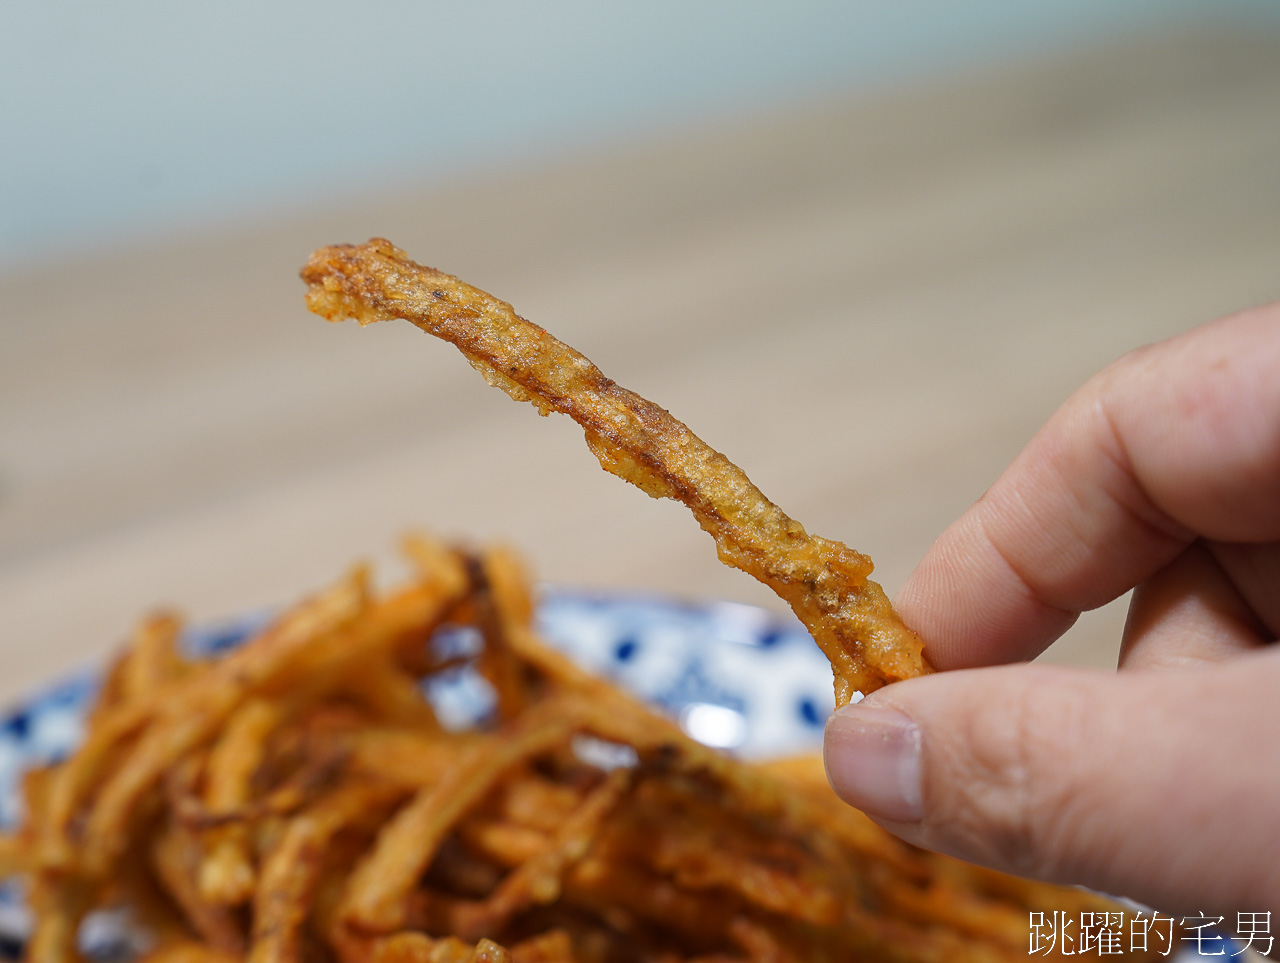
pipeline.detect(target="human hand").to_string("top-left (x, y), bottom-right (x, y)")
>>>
top-left (824, 301), bottom-right (1280, 918)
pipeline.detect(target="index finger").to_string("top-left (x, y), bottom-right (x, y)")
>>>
top-left (897, 301), bottom-right (1280, 670)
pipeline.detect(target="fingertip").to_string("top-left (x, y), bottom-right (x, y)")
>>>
top-left (829, 665), bottom-right (1119, 878)
top-left (823, 702), bottom-right (922, 823)
top-left (826, 659), bottom-right (1280, 916)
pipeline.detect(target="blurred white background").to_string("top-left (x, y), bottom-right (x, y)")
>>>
top-left (3, 1), bottom-right (1279, 699)
top-left (4, 0), bottom-right (1279, 271)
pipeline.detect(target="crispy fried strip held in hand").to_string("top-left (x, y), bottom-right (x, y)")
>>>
top-left (301, 238), bottom-right (928, 702)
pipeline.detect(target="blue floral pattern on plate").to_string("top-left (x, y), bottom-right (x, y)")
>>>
top-left (0, 590), bottom-right (834, 958)
top-left (0, 591), bottom-right (832, 821)
top-left (0, 591), bottom-right (1239, 960)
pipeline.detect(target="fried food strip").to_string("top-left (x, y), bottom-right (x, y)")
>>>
top-left (152, 819), bottom-right (246, 954)
top-left (338, 657), bottom-right (443, 728)
top-left (78, 567), bottom-right (371, 877)
top-left (119, 611), bottom-right (188, 702)
top-left (344, 728), bottom-right (471, 787)
top-left (24, 872), bottom-right (97, 963)
top-left (505, 930), bottom-right (572, 963)
top-left (251, 783), bottom-right (407, 963)
top-left (38, 687), bottom-right (156, 871)
top-left (91, 611), bottom-right (186, 724)
top-left (495, 775), bottom-right (581, 833)
top-left (79, 562), bottom-right (468, 879)
top-left (467, 553), bottom-right (530, 723)
top-left (371, 932), bottom-right (512, 963)
top-left (640, 801), bottom-right (842, 926)
top-left (561, 856), bottom-right (739, 947)
top-left (115, 838), bottom-right (195, 949)
top-left (199, 698), bottom-right (283, 904)
top-left (456, 820), bottom-right (548, 868)
top-left (452, 768), bottom-right (632, 939)
top-left (0, 832), bottom-right (24, 877)
top-left (302, 239), bottom-right (927, 703)
top-left (339, 705), bottom-right (579, 933)
top-left (138, 942), bottom-right (242, 963)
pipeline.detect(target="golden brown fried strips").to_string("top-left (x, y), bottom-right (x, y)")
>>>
top-left (451, 768), bottom-right (632, 940)
top-left (301, 239), bottom-right (927, 703)
top-left (72, 568), bottom-right (371, 876)
top-left (4, 534), bottom-right (1155, 963)
top-left (338, 705), bottom-right (580, 934)
top-left (153, 818), bottom-right (246, 955)
top-left (200, 698), bottom-right (283, 904)
top-left (251, 783), bottom-right (407, 963)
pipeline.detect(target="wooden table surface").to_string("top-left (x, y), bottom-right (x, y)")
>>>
top-left (2, 28), bottom-right (1278, 707)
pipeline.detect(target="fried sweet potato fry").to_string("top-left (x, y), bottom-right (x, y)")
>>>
top-left (371, 932), bottom-right (512, 963)
top-left (200, 698), bottom-right (283, 905)
top-left (153, 819), bottom-right (246, 954)
top-left (92, 611), bottom-right (186, 724)
top-left (301, 239), bottom-right (927, 703)
top-left (251, 783), bottom-right (407, 963)
top-left (139, 943), bottom-right (241, 963)
top-left (71, 567), bottom-right (371, 877)
top-left (119, 611), bottom-right (188, 703)
top-left (451, 768), bottom-right (632, 939)
top-left (339, 706), bottom-right (580, 933)
top-left (24, 872), bottom-right (97, 963)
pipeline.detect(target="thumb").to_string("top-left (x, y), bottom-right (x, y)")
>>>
top-left (823, 656), bottom-right (1280, 914)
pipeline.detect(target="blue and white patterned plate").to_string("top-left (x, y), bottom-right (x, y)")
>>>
top-left (0, 590), bottom-right (834, 827)
top-left (0, 591), bottom-right (829, 957)
top-left (0, 590), bottom-right (834, 958)
top-left (0, 592), bottom-right (1243, 960)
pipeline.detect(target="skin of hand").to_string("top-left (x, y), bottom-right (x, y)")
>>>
top-left (824, 300), bottom-right (1280, 919)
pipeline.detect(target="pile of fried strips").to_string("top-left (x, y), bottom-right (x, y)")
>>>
top-left (1, 537), bottom-right (1132, 963)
